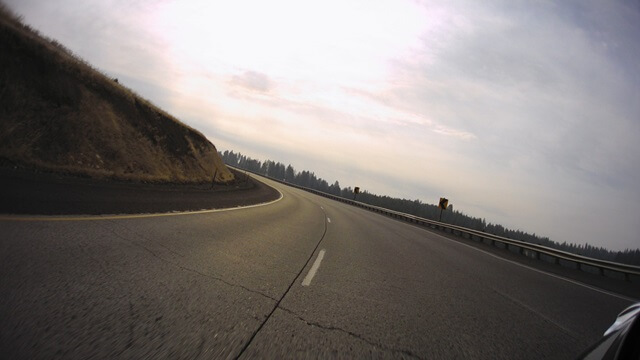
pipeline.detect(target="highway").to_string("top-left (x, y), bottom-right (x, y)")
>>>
top-left (1, 174), bottom-right (637, 359)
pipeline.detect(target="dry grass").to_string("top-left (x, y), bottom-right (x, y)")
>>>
top-left (0, 3), bottom-right (234, 184)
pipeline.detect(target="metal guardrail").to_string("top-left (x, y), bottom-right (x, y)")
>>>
top-left (233, 167), bottom-right (640, 281)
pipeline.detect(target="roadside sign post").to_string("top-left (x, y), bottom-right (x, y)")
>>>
top-left (438, 197), bottom-right (448, 222)
top-left (211, 169), bottom-right (218, 189)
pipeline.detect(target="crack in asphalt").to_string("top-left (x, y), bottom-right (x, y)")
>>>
top-left (103, 224), bottom-right (279, 303)
top-left (234, 208), bottom-right (329, 359)
top-left (277, 306), bottom-right (423, 360)
top-left (101, 202), bottom-right (411, 358)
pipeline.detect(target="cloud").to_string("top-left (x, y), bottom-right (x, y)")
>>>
top-left (230, 70), bottom-right (273, 93)
top-left (386, 0), bottom-right (640, 181)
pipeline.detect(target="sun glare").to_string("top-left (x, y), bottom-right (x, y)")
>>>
top-left (151, 0), bottom-right (428, 87)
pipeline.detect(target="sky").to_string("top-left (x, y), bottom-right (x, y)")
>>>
top-left (6, 0), bottom-right (640, 251)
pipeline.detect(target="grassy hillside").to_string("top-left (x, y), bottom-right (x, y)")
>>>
top-left (0, 4), bottom-right (233, 183)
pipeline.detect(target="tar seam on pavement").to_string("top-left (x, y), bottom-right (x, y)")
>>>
top-left (234, 206), bottom-right (330, 359)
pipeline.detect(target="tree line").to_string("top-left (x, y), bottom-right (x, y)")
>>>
top-left (221, 150), bottom-right (640, 266)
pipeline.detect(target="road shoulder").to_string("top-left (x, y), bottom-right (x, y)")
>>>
top-left (0, 167), bottom-right (279, 215)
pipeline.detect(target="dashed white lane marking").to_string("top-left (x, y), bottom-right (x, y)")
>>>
top-left (302, 249), bottom-right (326, 287)
top-left (327, 217), bottom-right (331, 223)
top-left (321, 206), bottom-right (324, 210)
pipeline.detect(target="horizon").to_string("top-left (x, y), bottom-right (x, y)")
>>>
top-left (6, 0), bottom-right (640, 251)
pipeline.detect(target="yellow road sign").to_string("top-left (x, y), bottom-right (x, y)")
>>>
top-left (439, 197), bottom-right (449, 210)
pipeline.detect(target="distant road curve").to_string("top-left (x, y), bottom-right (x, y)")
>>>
top-left (0, 167), bottom-right (279, 215)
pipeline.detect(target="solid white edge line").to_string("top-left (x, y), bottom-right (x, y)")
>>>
top-left (302, 249), bottom-right (326, 287)
top-left (423, 228), bottom-right (638, 302)
top-left (0, 189), bottom-right (284, 222)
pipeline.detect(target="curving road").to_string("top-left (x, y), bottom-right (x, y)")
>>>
top-left (0, 174), bottom-right (637, 359)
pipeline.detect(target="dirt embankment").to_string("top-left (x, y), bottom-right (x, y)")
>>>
top-left (0, 4), bottom-right (233, 184)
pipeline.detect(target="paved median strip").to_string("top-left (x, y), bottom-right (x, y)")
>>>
top-left (302, 249), bottom-right (326, 287)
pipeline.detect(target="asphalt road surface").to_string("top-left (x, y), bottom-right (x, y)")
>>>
top-left (1, 174), bottom-right (638, 359)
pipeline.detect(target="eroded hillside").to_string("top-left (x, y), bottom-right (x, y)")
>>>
top-left (0, 5), bottom-right (233, 183)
